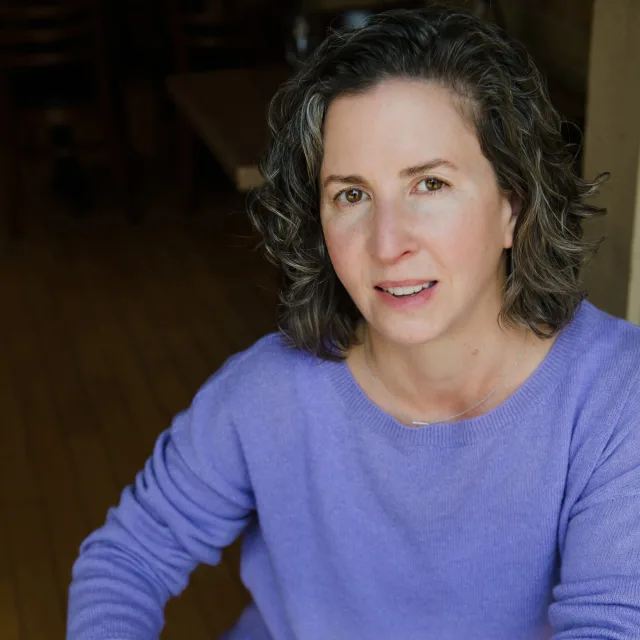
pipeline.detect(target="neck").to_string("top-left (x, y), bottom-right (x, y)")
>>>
top-left (363, 311), bottom-right (529, 424)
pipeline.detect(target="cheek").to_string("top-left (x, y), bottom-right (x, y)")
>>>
top-left (322, 221), bottom-right (362, 283)
top-left (411, 194), bottom-right (480, 243)
top-left (436, 224), bottom-right (481, 272)
top-left (418, 199), bottom-right (505, 272)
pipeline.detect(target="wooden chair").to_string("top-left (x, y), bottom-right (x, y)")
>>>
top-left (165, 0), bottom-right (281, 73)
top-left (0, 0), bottom-right (135, 237)
top-left (163, 0), bottom-right (281, 213)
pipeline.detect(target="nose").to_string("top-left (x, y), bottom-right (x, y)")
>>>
top-left (368, 199), bottom-right (419, 265)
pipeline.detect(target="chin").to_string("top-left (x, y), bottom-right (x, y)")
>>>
top-left (370, 315), bottom-right (447, 347)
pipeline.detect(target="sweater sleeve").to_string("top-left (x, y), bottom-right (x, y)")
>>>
top-left (67, 360), bottom-right (256, 639)
top-left (548, 378), bottom-right (640, 638)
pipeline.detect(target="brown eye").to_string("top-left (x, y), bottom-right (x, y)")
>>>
top-left (345, 188), bottom-right (362, 203)
top-left (414, 177), bottom-right (446, 194)
top-left (424, 178), bottom-right (444, 191)
top-left (335, 188), bottom-right (368, 205)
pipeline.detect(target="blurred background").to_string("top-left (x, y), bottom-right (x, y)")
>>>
top-left (0, 0), bottom-right (637, 638)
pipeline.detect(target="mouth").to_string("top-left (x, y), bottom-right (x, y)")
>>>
top-left (375, 281), bottom-right (438, 298)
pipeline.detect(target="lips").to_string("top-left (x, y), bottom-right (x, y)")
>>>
top-left (375, 279), bottom-right (437, 289)
top-left (374, 280), bottom-right (439, 308)
top-left (375, 280), bottom-right (438, 297)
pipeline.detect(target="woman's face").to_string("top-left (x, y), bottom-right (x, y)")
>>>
top-left (319, 78), bottom-right (518, 346)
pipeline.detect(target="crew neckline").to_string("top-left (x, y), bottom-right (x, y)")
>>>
top-left (321, 302), bottom-right (591, 446)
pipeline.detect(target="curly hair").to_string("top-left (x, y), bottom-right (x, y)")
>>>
top-left (247, 5), bottom-right (607, 360)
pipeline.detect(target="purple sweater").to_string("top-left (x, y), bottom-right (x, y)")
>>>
top-left (67, 301), bottom-right (640, 639)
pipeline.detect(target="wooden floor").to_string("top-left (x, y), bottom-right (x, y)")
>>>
top-left (0, 166), bottom-right (278, 639)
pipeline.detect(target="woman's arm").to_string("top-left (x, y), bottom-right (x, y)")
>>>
top-left (67, 365), bottom-right (255, 639)
top-left (548, 379), bottom-right (640, 638)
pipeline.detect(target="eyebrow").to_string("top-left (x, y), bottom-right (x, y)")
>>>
top-left (322, 159), bottom-right (458, 189)
top-left (399, 159), bottom-right (458, 178)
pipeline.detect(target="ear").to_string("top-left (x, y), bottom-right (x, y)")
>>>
top-left (503, 192), bottom-right (521, 250)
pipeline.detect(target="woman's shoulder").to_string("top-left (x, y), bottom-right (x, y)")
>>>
top-left (224, 330), bottom-right (316, 375)
top-left (560, 302), bottom-right (640, 489)
top-left (197, 331), bottom-right (322, 405)
top-left (561, 300), bottom-right (640, 415)
top-left (575, 300), bottom-right (640, 369)
top-left (185, 332), bottom-right (341, 444)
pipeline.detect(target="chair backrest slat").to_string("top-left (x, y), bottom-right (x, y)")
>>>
top-left (0, 1), bottom-right (98, 68)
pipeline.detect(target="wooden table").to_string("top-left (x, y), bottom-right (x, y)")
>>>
top-left (167, 66), bottom-right (293, 192)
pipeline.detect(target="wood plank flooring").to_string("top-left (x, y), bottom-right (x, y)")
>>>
top-left (0, 175), bottom-right (278, 638)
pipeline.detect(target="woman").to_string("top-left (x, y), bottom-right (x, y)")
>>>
top-left (67, 7), bottom-right (640, 639)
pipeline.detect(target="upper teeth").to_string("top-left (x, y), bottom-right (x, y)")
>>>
top-left (383, 283), bottom-right (433, 295)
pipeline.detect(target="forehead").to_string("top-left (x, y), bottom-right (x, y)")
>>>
top-left (320, 78), bottom-right (482, 176)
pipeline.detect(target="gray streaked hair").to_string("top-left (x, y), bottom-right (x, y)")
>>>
top-left (247, 6), bottom-right (607, 360)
